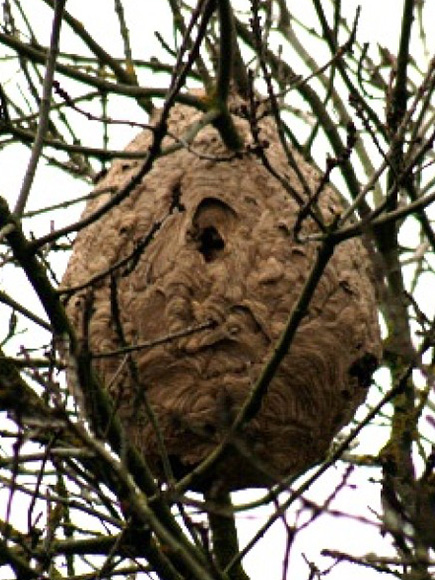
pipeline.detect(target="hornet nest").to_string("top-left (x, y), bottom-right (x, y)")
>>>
top-left (62, 96), bottom-right (382, 491)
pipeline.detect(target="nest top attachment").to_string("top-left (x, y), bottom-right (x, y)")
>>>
top-left (62, 97), bottom-right (381, 491)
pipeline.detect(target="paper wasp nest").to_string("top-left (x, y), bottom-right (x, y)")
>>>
top-left (62, 97), bottom-right (381, 491)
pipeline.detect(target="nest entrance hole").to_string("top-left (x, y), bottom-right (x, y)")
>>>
top-left (197, 226), bottom-right (225, 262)
top-left (191, 197), bottom-right (237, 263)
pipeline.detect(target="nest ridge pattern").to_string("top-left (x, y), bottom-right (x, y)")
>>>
top-left (62, 99), bottom-right (382, 490)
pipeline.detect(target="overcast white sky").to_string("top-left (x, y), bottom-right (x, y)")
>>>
top-left (1, 2), bottom-right (435, 579)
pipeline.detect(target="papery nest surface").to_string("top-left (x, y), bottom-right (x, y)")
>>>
top-left (62, 96), bottom-right (382, 491)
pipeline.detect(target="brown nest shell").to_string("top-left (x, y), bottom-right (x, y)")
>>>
top-left (62, 98), bottom-right (382, 491)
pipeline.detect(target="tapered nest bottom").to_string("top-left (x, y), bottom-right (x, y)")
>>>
top-left (114, 349), bottom-right (379, 492)
top-left (143, 430), bottom-right (327, 492)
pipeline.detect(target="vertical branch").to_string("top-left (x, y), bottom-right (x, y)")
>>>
top-left (378, 0), bottom-right (414, 360)
top-left (379, 0), bottom-right (415, 357)
top-left (14, 0), bottom-right (67, 217)
top-left (378, 2), bottom-right (426, 574)
top-left (113, 0), bottom-right (136, 79)
top-left (205, 491), bottom-right (250, 580)
top-left (215, 0), bottom-right (233, 103)
top-left (215, 0), bottom-right (249, 98)
top-left (388, 0), bottom-right (415, 140)
top-left (161, 0), bottom-right (245, 151)
top-left (208, 0), bottom-right (244, 150)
